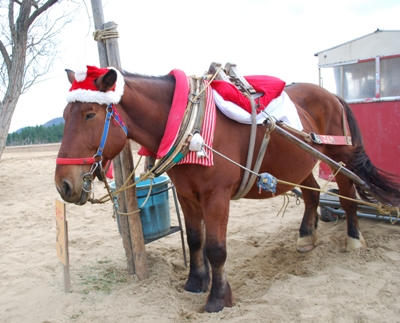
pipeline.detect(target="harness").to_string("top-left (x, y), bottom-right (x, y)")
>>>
top-left (147, 76), bottom-right (207, 176)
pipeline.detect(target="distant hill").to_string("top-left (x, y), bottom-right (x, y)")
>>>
top-left (13, 117), bottom-right (64, 133)
top-left (42, 117), bottom-right (64, 128)
top-left (7, 117), bottom-right (65, 146)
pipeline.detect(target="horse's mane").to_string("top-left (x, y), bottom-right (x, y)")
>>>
top-left (120, 69), bottom-right (174, 83)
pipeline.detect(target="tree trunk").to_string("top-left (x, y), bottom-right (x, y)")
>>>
top-left (0, 100), bottom-right (18, 159)
top-left (0, 0), bottom-right (63, 159)
top-left (0, 46), bottom-right (26, 159)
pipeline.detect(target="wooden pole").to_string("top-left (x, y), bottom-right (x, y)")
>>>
top-left (90, 0), bottom-right (108, 68)
top-left (90, 0), bottom-right (149, 279)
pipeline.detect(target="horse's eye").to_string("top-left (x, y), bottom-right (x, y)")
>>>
top-left (86, 113), bottom-right (96, 120)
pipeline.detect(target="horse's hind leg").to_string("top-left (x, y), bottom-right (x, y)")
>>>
top-left (335, 173), bottom-right (366, 250)
top-left (178, 195), bottom-right (210, 293)
top-left (296, 173), bottom-right (320, 253)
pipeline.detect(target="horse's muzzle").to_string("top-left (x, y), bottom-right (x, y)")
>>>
top-left (56, 177), bottom-right (91, 205)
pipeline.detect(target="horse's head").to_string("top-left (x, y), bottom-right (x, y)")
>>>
top-left (55, 66), bottom-right (127, 205)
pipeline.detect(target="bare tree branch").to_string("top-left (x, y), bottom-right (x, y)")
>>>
top-left (28, 0), bottom-right (59, 27)
top-left (0, 40), bottom-right (11, 73)
top-left (8, 1), bottom-right (16, 39)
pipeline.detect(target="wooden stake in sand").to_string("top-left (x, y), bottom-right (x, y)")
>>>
top-left (55, 199), bottom-right (70, 293)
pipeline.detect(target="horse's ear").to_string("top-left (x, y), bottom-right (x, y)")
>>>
top-left (65, 69), bottom-right (75, 84)
top-left (95, 69), bottom-right (117, 92)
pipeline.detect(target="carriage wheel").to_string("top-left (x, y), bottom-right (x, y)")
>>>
top-left (319, 207), bottom-right (339, 222)
top-left (319, 188), bottom-right (344, 222)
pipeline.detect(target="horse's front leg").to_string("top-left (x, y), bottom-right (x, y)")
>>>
top-left (178, 194), bottom-right (210, 293)
top-left (335, 173), bottom-right (366, 250)
top-left (201, 191), bottom-right (232, 313)
top-left (296, 173), bottom-right (320, 253)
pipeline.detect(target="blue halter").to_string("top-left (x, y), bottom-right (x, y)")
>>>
top-left (56, 103), bottom-right (128, 167)
top-left (95, 103), bottom-right (128, 158)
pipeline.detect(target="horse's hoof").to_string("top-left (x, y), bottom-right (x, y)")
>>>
top-left (184, 279), bottom-right (209, 293)
top-left (204, 300), bottom-right (225, 313)
top-left (204, 296), bottom-right (232, 313)
top-left (204, 282), bottom-right (232, 313)
top-left (297, 244), bottom-right (315, 253)
top-left (296, 234), bottom-right (317, 253)
top-left (345, 232), bottom-right (366, 251)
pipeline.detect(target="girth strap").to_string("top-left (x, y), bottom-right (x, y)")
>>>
top-left (232, 94), bottom-right (271, 200)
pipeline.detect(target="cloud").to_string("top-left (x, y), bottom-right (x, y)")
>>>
top-left (346, 0), bottom-right (400, 15)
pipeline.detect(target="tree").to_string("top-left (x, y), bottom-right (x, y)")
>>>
top-left (6, 122), bottom-right (64, 145)
top-left (0, 0), bottom-right (80, 159)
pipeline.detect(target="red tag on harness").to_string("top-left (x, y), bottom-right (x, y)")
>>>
top-left (310, 133), bottom-right (352, 145)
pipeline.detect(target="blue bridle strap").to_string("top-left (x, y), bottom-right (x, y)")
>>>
top-left (113, 108), bottom-right (128, 136)
top-left (56, 104), bottom-right (128, 167)
top-left (95, 104), bottom-right (128, 158)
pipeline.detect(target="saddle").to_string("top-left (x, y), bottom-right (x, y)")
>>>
top-left (208, 62), bottom-right (263, 99)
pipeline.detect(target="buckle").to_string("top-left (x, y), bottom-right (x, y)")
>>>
top-left (309, 132), bottom-right (322, 144)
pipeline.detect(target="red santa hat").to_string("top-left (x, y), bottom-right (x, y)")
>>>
top-left (66, 65), bottom-right (125, 104)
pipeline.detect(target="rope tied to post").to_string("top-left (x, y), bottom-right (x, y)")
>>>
top-left (93, 25), bottom-right (119, 41)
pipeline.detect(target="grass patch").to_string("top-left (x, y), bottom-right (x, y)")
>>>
top-left (78, 260), bottom-right (127, 294)
top-left (70, 310), bottom-right (84, 321)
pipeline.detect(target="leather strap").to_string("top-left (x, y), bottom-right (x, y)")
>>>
top-left (309, 133), bottom-right (352, 145)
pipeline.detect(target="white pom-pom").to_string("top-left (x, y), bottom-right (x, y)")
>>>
top-left (75, 67), bottom-right (87, 82)
top-left (189, 133), bottom-right (204, 151)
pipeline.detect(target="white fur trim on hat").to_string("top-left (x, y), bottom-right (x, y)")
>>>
top-left (66, 67), bottom-right (125, 104)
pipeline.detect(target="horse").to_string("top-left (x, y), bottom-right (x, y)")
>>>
top-left (54, 66), bottom-right (400, 313)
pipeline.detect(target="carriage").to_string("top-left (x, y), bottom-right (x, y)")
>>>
top-left (314, 29), bottom-right (400, 222)
top-left (316, 29), bottom-right (400, 178)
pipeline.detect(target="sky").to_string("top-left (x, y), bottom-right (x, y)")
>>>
top-left (8, 0), bottom-right (400, 132)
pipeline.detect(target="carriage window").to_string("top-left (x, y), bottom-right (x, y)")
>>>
top-left (342, 61), bottom-right (375, 100)
top-left (319, 67), bottom-right (338, 95)
top-left (320, 61), bottom-right (376, 100)
top-left (380, 57), bottom-right (400, 97)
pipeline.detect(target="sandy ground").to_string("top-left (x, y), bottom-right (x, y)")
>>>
top-left (1, 148), bottom-right (400, 323)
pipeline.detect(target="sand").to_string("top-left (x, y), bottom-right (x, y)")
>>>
top-left (1, 147), bottom-right (400, 323)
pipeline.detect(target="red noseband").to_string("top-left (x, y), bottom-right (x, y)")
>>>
top-left (56, 157), bottom-right (97, 165)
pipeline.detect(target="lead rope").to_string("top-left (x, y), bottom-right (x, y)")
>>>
top-left (90, 155), bottom-right (156, 216)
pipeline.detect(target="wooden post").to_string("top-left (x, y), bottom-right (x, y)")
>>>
top-left (55, 199), bottom-right (71, 292)
top-left (90, 0), bottom-right (149, 279)
top-left (90, 0), bottom-right (108, 68)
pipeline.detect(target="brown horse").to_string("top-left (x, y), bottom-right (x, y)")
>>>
top-left (55, 67), bottom-right (400, 313)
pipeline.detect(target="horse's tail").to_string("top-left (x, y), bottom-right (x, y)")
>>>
top-left (336, 95), bottom-right (400, 207)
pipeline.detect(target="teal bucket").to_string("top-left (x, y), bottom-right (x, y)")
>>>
top-left (110, 175), bottom-right (171, 240)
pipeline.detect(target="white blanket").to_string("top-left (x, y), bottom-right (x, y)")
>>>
top-left (213, 90), bottom-right (303, 130)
